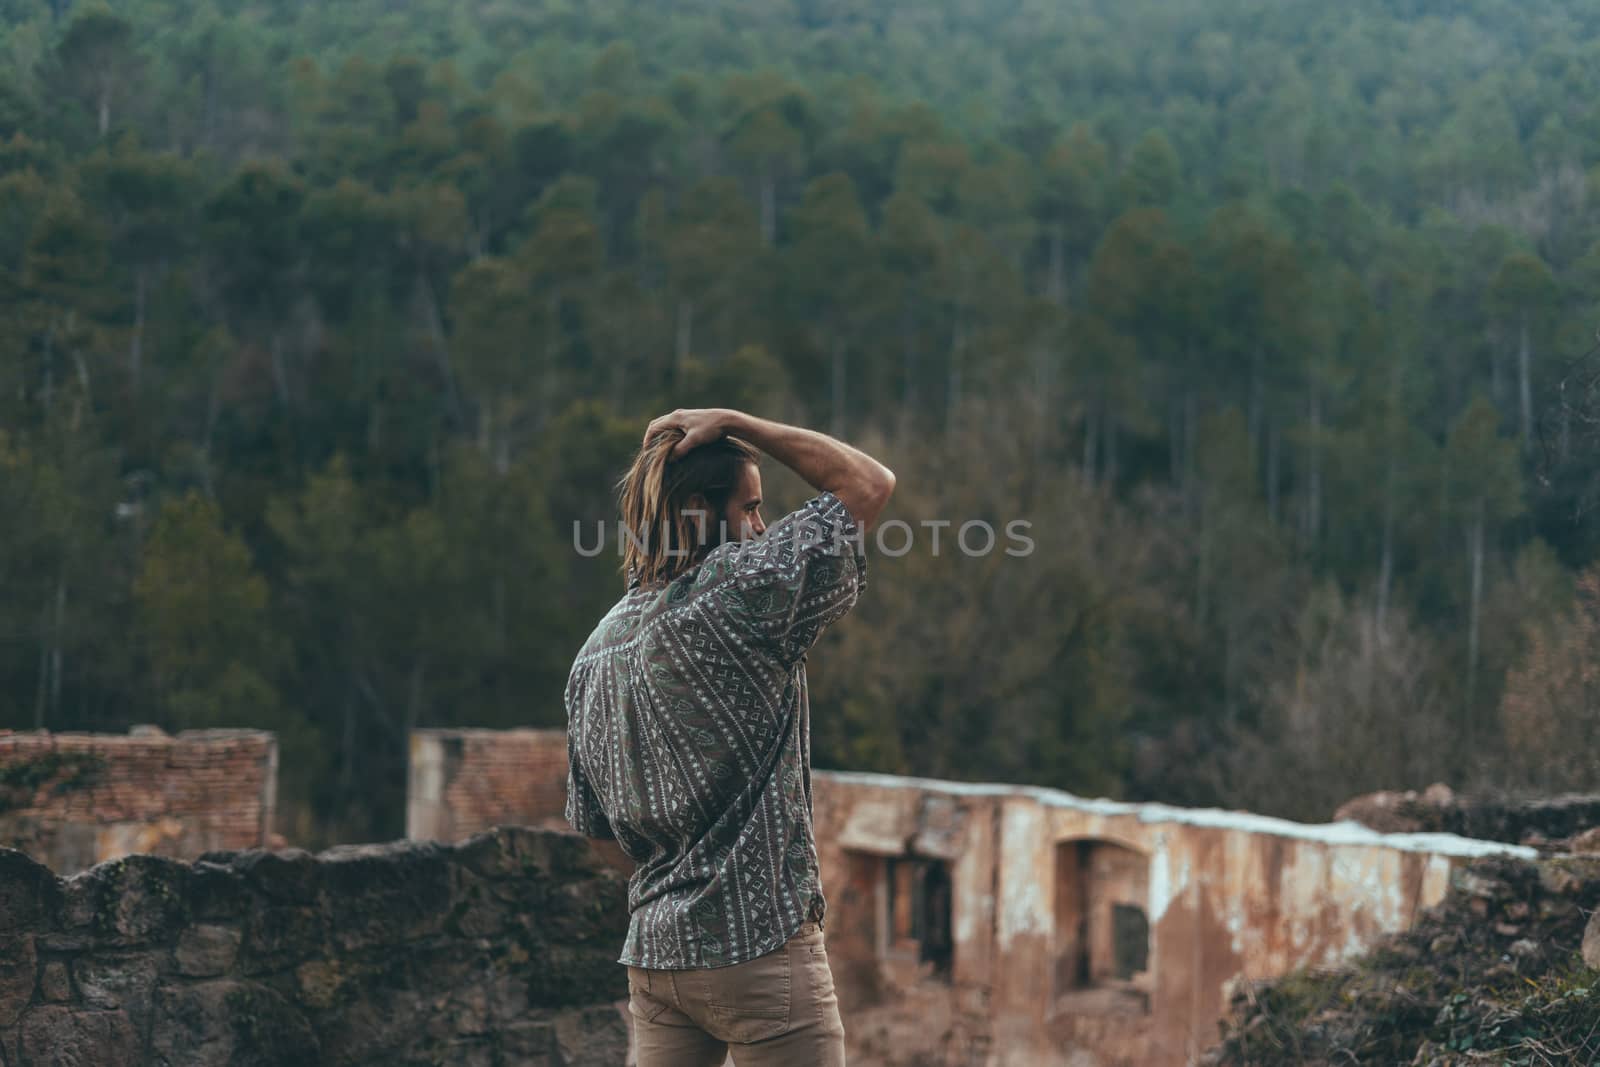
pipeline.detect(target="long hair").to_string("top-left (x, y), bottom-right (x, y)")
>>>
top-left (616, 431), bottom-right (761, 589)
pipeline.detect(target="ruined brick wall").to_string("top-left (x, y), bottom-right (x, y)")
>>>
top-left (404, 729), bottom-right (1544, 1067)
top-left (0, 727), bottom-right (277, 875)
top-left (408, 728), bottom-right (571, 842)
top-left (0, 826), bottom-right (630, 1066)
top-left (812, 772), bottom-right (1539, 1067)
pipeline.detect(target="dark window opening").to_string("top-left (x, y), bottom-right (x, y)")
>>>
top-left (1052, 839), bottom-right (1152, 1015)
top-left (1111, 902), bottom-right (1150, 980)
top-left (884, 855), bottom-right (953, 980)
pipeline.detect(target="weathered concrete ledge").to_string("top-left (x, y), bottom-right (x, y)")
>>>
top-left (0, 826), bottom-right (629, 1066)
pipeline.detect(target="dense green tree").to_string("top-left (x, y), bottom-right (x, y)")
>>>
top-left (134, 491), bottom-right (284, 729)
top-left (46, 8), bottom-right (142, 141)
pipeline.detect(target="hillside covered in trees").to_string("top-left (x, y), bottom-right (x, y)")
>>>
top-left (4, 0), bottom-right (1600, 845)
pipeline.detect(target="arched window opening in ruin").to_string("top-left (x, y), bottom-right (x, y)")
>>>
top-left (875, 854), bottom-right (954, 981)
top-left (1052, 839), bottom-right (1152, 1015)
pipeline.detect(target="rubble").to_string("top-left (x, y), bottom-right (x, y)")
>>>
top-left (1203, 855), bottom-right (1600, 1066)
top-left (1336, 785), bottom-right (1600, 852)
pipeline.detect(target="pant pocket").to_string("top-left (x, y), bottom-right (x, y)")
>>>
top-left (704, 950), bottom-right (792, 1043)
top-left (628, 968), bottom-right (672, 1024)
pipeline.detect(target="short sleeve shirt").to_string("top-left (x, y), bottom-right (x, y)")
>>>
top-left (564, 491), bottom-right (868, 969)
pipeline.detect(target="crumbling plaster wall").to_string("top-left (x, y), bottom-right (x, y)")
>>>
top-left (813, 772), bottom-right (1536, 1067)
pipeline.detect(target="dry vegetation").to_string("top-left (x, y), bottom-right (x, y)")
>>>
top-left (1204, 855), bottom-right (1600, 1066)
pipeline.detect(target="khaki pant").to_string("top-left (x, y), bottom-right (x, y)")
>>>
top-left (626, 920), bottom-right (846, 1066)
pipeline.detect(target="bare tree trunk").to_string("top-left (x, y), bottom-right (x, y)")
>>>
top-left (1518, 316), bottom-right (1533, 450)
top-left (1083, 403), bottom-right (1099, 488)
top-left (417, 272), bottom-right (462, 426)
top-left (493, 573), bottom-right (507, 655)
top-left (675, 299), bottom-right (694, 372)
top-left (493, 395), bottom-right (510, 475)
top-left (367, 401), bottom-right (383, 454)
top-left (1376, 457), bottom-right (1395, 641)
top-left (1248, 347), bottom-right (1262, 446)
top-left (71, 319), bottom-right (90, 400)
top-left (901, 307), bottom-right (917, 412)
top-left (34, 588), bottom-right (53, 729)
top-left (1103, 415), bottom-right (1118, 487)
top-left (1466, 496), bottom-right (1485, 712)
top-left (201, 346), bottom-right (223, 498)
top-left (1489, 337), bottom-right (1504, 412)
top-left (1029, 344), bottom-right (1052, 496)
top-left (1168, 397), bottom-right (1183, 488)
top-left (269, 332), bottom-right (291, 407)
top-left (50, 601), bottom-right (62, 722)
top-left (340, 675), bottom-right (357, 793)
top-left (1306, 385), bottom-right (1322, 548)
top-left (129, 267), bottom-right (147, 391)
top-left (477, 405), bottom-right (493, 457)
top-left (41, 316), bottom-right (57, 413)
top-left (760, 171), bottom-right (776, 247)
top-left (44, 578), bottom-right (65, 728)
top-left (1047, 225), bottom-right (1065, 304)
top-left (427, 433), bottom-right (442, 503)
top-left (202, 65), bottom-right (217, 151)
top-left (1222, 616), bottom-right (1240, 723)
top-left (97, 81), bottom-right (110, 137)
top-left (830, 338), bottom-right (847, 440)
top-left (1185, 389), bottom-right (1198, 499)
top-left (1437, 453), bottom-right (1450, 559)
top-left (1196, 497), bottom-right (1211, 625)
top-left (405, 660), bottom-right (427, 739)
top-left (947, 316), bottom-right (964, 432)
top-left (1266, 420), bottom-right (1280, 524)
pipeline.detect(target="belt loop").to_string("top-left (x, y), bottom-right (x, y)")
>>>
top-left (667, 970), bottom-right (684, 1009)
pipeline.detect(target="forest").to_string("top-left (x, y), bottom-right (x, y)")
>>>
top-left (4, 0), bottom-right (1600, 846)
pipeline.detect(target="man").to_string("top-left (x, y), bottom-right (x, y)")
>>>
top-left (564, 407), bottom-right (895, 1066)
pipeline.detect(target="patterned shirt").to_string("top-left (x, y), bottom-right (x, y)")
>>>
top-left (564, 490), bottom-right (868, 970)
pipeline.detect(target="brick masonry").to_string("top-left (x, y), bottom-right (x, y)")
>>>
top-left (408, 728), bottom-right (571, 842)
top-left (0, 727), bottom-right (278, 875)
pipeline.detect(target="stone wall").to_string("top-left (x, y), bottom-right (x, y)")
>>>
top-left (0, 825), bottom-right (629, 1066)
top-left (0, 727), bottom-right (277, 875)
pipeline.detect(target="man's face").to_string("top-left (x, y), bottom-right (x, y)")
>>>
top-left (721, 462), bottom-right (766, 542)
top-left (687, 463), bottom-right (766, 549)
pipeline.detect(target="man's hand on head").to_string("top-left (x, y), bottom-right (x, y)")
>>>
top-left (644, 408), bottom-right (741, 459)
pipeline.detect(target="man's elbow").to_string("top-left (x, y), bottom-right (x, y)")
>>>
top-left (859, 466), bottom-right (896, 531)
top-left (874, 467), bottom-right (897, 511)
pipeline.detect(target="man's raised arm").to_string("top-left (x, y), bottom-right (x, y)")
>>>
top-left (643, 408), bottom-right (896, 532)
